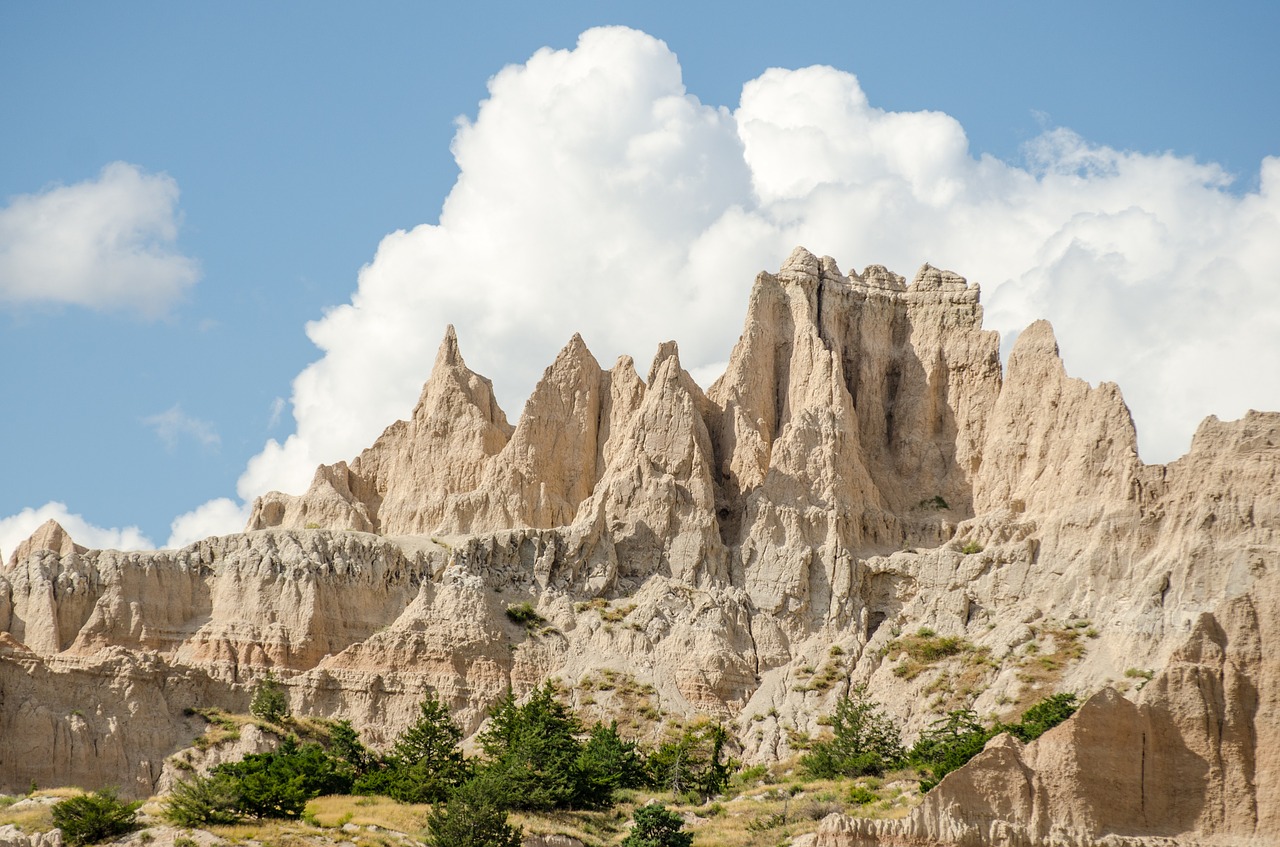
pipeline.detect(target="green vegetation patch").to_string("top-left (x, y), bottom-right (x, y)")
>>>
top-left (52, 790), bottom-right (140, 846)
top-left (886, 628), bottom-right (975, 680)
top-left (504, 602), bottom-right (546, 629)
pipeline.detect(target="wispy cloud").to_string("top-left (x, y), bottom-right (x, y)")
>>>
top-left (0, 162), bottom-right (199, 318)
top-left (267, 396), bottom-right (287, 430)
top-left (143, 404), bottom-right (220, 450)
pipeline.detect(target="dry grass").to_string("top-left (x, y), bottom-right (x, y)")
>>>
top-left (1006, 620), bottom-right (1091, 714)
top-left (305, 795), bottom-right (430, 833)
top-left (189, 707), bottom-right (244, 749)
top-left (206, 818), bottom-right (297, 843)
top-left (886, 629), bottom-right (975, 681)
top-left (0, 789), bottom-right (90, 833)
top-left (672, 775), bottom-right (920, 847)
top-left (186, 707), bottom-right (347, 757)
top-left (793, 659), bottom-right (847, 693)
top-left (919, 645), bottom-right (1000, 712)
top-left (30, 788), bottom-right (85, 799)
top-left (511, 806), bottom-right (629, 846)
top-left (194, 795), bottom-right (429, 847)
top-left (504, 767), bottom-right (927, 847)
top-left (0, 803), bottom-right (54, 833)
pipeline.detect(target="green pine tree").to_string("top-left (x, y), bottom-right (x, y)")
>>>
top-left (249, 671), bottom-right (290, 724)
top-left (424, 774), bottom-right (522, 847)
top-left (367, 694), bottom-right (470, 803)
top-left (477, 683), bottom-right (585, 811)
top-left (801, 687), bottom-right (904, 778)
top-left (621, 803), bottom-right (692, 847)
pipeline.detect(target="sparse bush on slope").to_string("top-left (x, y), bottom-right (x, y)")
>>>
top-left (801, 687), bottom-right (905, 778)
top-left (52, 789), bottom-right (140, 846)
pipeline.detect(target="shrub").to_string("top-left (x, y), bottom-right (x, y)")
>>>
top-left (213, 737), bottom-right (352, 819)
top-left (463, 684), bottom-right (656, 812)
top-left (328, 719), bottom-right (374, 776)
top-left (909, 709), bottom-right (992, 791)
top-left (801, 687), bottom-right (904, 778)
top-left (960, 541), bottom-right (983, 555)
top-left (250, 671), bottom-right (290, 724)
top-left (424, 774), bottom-right (522, 847)
top-left (912, 693), bottom-right (1080, 791)
top-left (163, 773), bottom-right (242, 826)
top-left (621, 803), bottom-right (692, 847)
top-left (504, 602), bottom-right (544, 628)
top-left (849, 785), bottom-right (877, 805)
top-left (1002, 692), bottom-right (1077, 742)
top-left (51, 790), bottom-right (140, 846)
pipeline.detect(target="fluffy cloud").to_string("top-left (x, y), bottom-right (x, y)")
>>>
top-left (0, 162), bottom-right (198, 317)
top-left (0, 502), bottom-right (152, 563)
top-left (238, 27), bottom-right (766, 499)
top-left (166, 498), bottom-right (250, 548)
top-left (0, 497), bottom-right (252, 560)
top-left (235, 26), bottom-right (1278, 509)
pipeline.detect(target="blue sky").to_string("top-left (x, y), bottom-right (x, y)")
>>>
top-left (2, 2), bottom-right (1278, 553)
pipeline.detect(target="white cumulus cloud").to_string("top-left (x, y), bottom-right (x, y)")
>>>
top-left (166, 498), bottom-right (251, 549)
top-left (225, 25), bottom-right (1277, 513)
top-left (0, 161), bottom-right (199, 317)
top-left (0, 502), bottom-right (153, 563)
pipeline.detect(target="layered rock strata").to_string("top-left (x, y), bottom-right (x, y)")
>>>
top-left (2, 249), bottom-right (1277, 846)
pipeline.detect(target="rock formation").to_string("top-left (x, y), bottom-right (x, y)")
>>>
top-left (817, 570), bottom-right (1280, 846)
top-left (3, 248), bottom-right (1277, 845)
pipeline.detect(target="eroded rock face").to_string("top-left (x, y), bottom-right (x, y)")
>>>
top-left (817, 572), bottom-right (1280, 846)
top-left (3, 249), bottom-right (1277, 844)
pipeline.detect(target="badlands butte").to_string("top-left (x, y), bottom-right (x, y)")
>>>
top-left (2, 247), bottom-right (1277, 845)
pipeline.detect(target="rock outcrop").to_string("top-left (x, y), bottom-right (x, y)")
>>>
top-left (5, 520), bottom-right (85, 570)
top-left (3, 249), bottom-right (1277, 846)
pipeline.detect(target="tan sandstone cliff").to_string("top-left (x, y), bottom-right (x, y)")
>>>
top-left (2, 248), bottom-right (1276, 845)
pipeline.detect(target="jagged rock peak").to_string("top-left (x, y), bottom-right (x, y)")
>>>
top-left (910, 263), bottom-right (973, 292)
top-left (820, 254), bottom-right (844, 280)
top-left (858, 264), bottom-right (907, 291)
top-left (434, 323), bottom-right (462, 369)
top-left (545, 332), bottom-right (597, 374)
top-left (1009, 318), bottom-right (1060, 361)
top-left (780, 249), bottom-right (974, 296)
top-left (780, 245), bottom-right (821, 276)
top-left (778, 247), bottom-right (846, 283)
top-left (1188, 409), bottom-right (1280, 455)
top-left (6, 519), bottom-right (85, 569)
top-left (647, 340), bottom-right (681, 385)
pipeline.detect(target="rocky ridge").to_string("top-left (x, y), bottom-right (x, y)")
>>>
top-left (2, 248), bottom-right (1277, 845)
